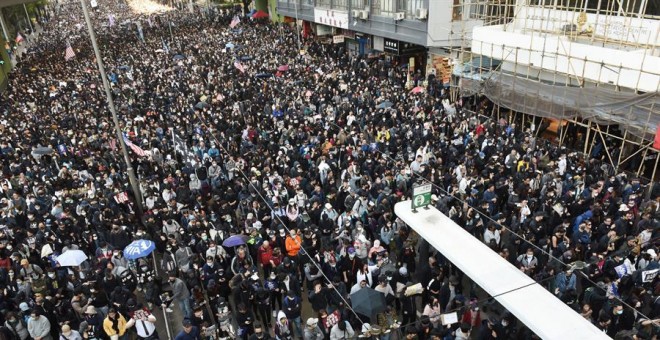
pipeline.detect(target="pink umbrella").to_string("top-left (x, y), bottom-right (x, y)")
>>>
top-left (252, 10), bottom-right (269, 19)
top-left (410, 86), bottom-right (425, 94)
top-left (277, 65), bottom-right (289, 72)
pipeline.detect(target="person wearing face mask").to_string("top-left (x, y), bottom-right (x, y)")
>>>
top-left (202, 256), bottom-right (219, 285)
top-left (111, 250), bottom-right (128, 270)
top-left (166, 274), bottom-right (192, 319)
top-left (248, 321), bottom-right (271, 340)
top-left (515, 248), bottom-right (538, 276)
top-left (285, 228), bottom-right (301, 258)
top-left (607, 303), bottom-right (635, 337)
top-left (175, 243), bottom-right (194, 273)
top-left (27, 309), bottom-right (53, 340)
top-left (4, 311), bottom-right (29, 340)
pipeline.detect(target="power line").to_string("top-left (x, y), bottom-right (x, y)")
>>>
top-left (327, 117), bottom-right (658, 325)
top-left (188, 109), bottom-right (366, 325)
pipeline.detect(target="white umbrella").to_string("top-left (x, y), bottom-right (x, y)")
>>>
top-left (56, 250), bottom-right (88, 267)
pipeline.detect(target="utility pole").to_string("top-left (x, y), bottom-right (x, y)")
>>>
top-left (78, 0), bottom-right (144, 217)
top-left (23, 4), bottom-right (34, 33)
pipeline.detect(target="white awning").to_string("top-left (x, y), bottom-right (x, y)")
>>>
top-left (394, 201), bottom-right (610, 340)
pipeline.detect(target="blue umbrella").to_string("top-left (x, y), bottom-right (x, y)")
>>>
top-left (124, 239), bottom-right (155, 260)
top-left (376, 101), bottom-right (393, 109)
top-left (240, 56), bottom-right (252, 61)
top-left (225, 43), bottom-right (235, 49)
top-left (255, 73), bottom-right (273, 79)
top-left (172, 54), bottom-right (185, 60)
top-left (222, 234), bottom-right (249, 247)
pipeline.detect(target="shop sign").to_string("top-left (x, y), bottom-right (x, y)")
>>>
top-left (333, 35), bottom-right (345, 44)
top-left (314, 9), bottom-right (348, 29)
top-left (384, 38), bottom-right (399, 54)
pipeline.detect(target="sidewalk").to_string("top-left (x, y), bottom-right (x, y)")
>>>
top-left (11, 24), bottom-right (43, 67)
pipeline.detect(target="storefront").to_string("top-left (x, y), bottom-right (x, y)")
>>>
top-left (380, 37), bottom-right (427, 74)
top-left (345, 31), bottom-right (371, 57)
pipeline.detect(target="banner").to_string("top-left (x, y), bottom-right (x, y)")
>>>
top-left (654, 123), bottom-right (660, 149)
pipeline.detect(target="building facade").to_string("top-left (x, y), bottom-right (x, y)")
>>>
top-left (275, 0), bottom-right (482, 76)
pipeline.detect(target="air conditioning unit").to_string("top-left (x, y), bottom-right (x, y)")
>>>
top-left (359, 10), bottom-right (369, 20)
top-left (352, 9), bottom-right (361, 18)
top-left (394, 12), bottom-right (405, 21)
top-left (415, 8), bottom-right (428, 19)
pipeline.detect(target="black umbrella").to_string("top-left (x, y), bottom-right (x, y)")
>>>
top-left (255, 73), bottom-right (273, 79)
top-left (350, 288), bottom-right (386, 319)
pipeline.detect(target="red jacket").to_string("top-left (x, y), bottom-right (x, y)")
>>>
top-left (258, 246), bottom-right (273, 266)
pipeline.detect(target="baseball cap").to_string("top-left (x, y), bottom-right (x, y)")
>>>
top-left (307, 318), bottom-right (319, 326)
top-left (182, 319), bottom-right (192, 327)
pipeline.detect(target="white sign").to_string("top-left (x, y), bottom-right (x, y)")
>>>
top-left (333, 35), bottom-right (345, 44)
top-left (642, 269), bottom-right (659, 283)
top-left (90, 0), bottom-right (98, 8)
top-left (314, 9), bottom-right (348, 29)
top-left (441, 312), bottom-right (459, 325)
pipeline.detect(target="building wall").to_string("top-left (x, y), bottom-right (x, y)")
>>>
top-left (472, 25), bottom-right (660, 93)
top-left (275, 0), bottom-right (480, 47)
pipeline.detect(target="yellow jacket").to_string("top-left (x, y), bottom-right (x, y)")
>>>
top-left (103, 314), bottom-right (128, 337)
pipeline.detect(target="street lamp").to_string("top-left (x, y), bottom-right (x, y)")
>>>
top-left (78, 0), bottom-right (144, 217)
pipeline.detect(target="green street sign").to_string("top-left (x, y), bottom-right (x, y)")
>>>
top-left (412, 183), bottom-right (432, 211)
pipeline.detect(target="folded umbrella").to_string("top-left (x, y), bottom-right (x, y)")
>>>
top-left (56, 250), bottom-right (88, 267)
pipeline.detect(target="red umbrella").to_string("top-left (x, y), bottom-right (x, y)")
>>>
top-left (277, 65), bottom-right (289, 72)
top-left (252, 10), bottom-right (269, 19)
top-left (410, 86), bottom-right (425, 94)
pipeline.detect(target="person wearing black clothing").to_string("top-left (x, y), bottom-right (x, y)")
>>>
top-left (308, 282), bottom-right (329, 313)
top-left (254, 287), bottom-right (272, 328)
top-left (235, 303), bottom-right (255, 340)
top-left (248, 322), bottom-right (272, 340)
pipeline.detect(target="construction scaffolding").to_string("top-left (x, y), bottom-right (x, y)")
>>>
top-left (449, 0), bottom-right (660, 181)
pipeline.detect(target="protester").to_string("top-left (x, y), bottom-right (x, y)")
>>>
top-left (0, 0), bottom-right (657, 339)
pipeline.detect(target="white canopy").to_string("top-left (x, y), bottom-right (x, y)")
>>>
top-left (394, 201), bottom-right (610, 340)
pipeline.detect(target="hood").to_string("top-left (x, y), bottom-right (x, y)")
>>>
top-left (277, 310), bottom-right (288, 324)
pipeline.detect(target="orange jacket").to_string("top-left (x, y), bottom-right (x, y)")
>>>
top-left (285, 235), bottom-right (301, 256)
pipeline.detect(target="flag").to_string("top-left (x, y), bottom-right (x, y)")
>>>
top-left (654, 123), bottom-right (660, 149)
top-left (234, 61), bottom-right (246, 73)
top-left (161, 37), bottom-right (169, 54)
top-left (230, 15), bottom-right (240, 28)
top-left (15, 33), bottom-right (24, 43)
top-left (108, 14), bottom-right (115, 27)
top-left (123, 135), bottom-right (147, 157)
top-left (64, 43), bottom-right (76, 61)
top-left (57, 144), bottom-right (67, 156)
top-left (136, 22), bottom-right (144, 42)
top-left (172, 130), bottom-right (199, 167)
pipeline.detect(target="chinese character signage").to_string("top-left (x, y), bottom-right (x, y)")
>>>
top-left (314, 9), bottom-right (349, 29)
top-left (384, 38), bottom-right (399, 54)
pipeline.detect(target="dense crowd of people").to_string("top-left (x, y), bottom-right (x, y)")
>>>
top-left (0, 0), bottom-right (659, 339)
